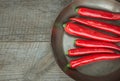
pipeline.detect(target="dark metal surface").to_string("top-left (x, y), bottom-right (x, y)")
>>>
top-left (116, 0), bottom-right (120, 2)
top-left (51, 0), bottom-right (120, 81)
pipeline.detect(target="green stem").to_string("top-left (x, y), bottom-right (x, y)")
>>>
top-left (63, 24), bottom-right (66, 28)
top-left (65, 51), bottom-right (68, 55)
top-left (75, 8), bottom-right (79, 12)
top-left (74, 40), bottom-right (76, 45)
top-left (67, 64), bottom-right (70, 68)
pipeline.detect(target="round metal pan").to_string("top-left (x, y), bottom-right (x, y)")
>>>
top-left (51, 0), bottom-right (120, 81)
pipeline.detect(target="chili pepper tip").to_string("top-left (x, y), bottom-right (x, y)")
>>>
top-left (67, 64), bottom-right (70, 68)
top-left (75, 8), bottom-right (79, 13)
top-left (63, 24), bottom-right (66, 28)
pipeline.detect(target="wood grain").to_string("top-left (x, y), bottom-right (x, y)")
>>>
top-left (0, 42), bottom-right (51, 80)
top-left (0, 0), bottom-right (74, 81)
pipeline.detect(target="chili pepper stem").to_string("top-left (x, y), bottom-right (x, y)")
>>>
top-left (67, 64), bottom-right (70, 68)
top-left (65, 51), bottom-right (68, 55)
top-left (75, 8), bottom-right (79, 12)
top-left (74, 40), bottom-right (76, 45)
top-left (63, 24), bottom-right (66, 28)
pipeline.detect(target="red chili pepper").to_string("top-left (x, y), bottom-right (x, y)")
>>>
top-left (70, 18), bottom-right (120, 35)
top-left (75, 39), bottom-right (120, 51)
top-left (67, 53), bottom-right (120, 69)
top-left (63, 22), bottom-right (120, 42)
top-left (76, 7), bottom-right (120, 20)
top-left (67, 47), bottom-right (115, 56)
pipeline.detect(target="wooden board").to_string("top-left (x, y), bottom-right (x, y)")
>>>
top-left (0, 0), bottom-right (74, 81)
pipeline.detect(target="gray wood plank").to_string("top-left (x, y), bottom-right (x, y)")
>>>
top-left (39, 62), bottom-right (74, 81)
top-left (0, 0), bottom-right (71, 42)
top-left (0, 42), bottom-right (52, 81)
top-left (0, 0), bottom-right (73, 81)
top-left (0, 42), bottom-right (74, 81)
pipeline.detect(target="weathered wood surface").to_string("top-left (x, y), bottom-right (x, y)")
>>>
top-left (0, 0), bottom-right (74, 81)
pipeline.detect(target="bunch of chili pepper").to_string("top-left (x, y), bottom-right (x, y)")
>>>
top-left (63, 7), bottom-right (120, 69)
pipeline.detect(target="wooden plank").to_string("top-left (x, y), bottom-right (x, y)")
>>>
top-left (0, 42), bottom-right (53, 80)
top-left (0, 42), bottom-right (74, 81)
top-left (0, 7), bottom-right (51, 42)
top-left (0, 0), bottom-right (73, 42)
top-left (0, 0), bottom-right (73, 81)
top-left (24, 48), bottom-right (54, 81)
top-left (37, 62), bottom-right (74, 81)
